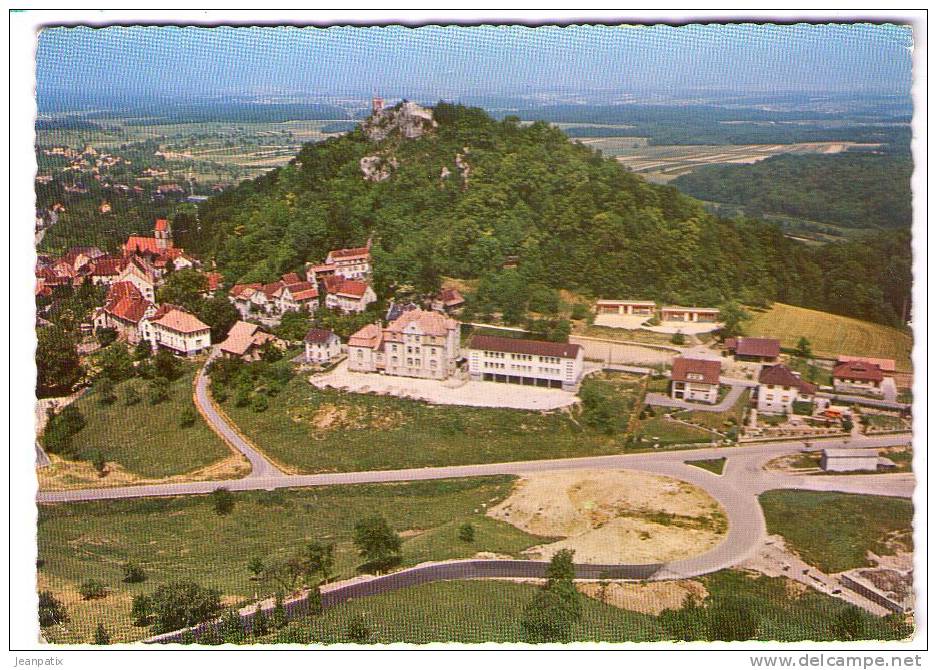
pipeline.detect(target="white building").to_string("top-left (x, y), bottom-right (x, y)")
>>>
top-left (467, 334), bottom-right (584, 391)
top-left (670, 357), bottom-right (721, 404)
top-left (150, 306), bottom-right (212, 356)
top-left (820, 448), bottom-right (882, 473)
top-left (757, 364), bottom-right (818, 415)
top-left (324, 277), bottom-right (377, 314)
top-left (304, 328), bottom-right (342, 364)
top-left (348, 309), bottom-right (461, 380)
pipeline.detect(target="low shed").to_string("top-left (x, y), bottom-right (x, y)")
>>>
top-left (820, 448), bottom-right (882, 473)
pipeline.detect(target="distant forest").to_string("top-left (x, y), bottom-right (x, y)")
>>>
top-left (672, 153), bottom-right (913, 230)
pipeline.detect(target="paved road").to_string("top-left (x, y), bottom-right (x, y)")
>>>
top-left (816, 391), bottom-right (910, 412)
top-left (194, 351), bottom-right (285, 480)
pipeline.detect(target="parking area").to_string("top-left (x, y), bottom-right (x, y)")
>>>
top-left (309, 361), bottom-right (580, 410)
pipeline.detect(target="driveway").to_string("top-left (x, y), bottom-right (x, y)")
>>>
top-left (645, 378), bottom-right (753, 413)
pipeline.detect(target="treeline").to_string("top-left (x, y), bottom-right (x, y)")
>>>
top-left (191, 102), bottom-right (910, 327)
top-left (672, 153), bottom-right (913, 230)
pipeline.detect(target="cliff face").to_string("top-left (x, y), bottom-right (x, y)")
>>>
top-left (362, 101), bottom-right (437, 142)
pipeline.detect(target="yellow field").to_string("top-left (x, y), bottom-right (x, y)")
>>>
top-left (745, 303), bottom-right (913, 371)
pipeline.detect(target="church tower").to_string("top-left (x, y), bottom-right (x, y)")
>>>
top-left (154, 218), bottom-right (173, 251)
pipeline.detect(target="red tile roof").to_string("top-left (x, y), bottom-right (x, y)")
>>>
top-left (106, 281), bottom-right (144, 303)
top-left (281, 272), bottom-right (302, 284)
top-left (90, 257), bottom-right (124, 277)
top-left (437, 288), bottom-right (465, 306)
top-left (204, 272), bottom-right (223, 291)
top-left (758, 364), bottom-right (817, 395)
top-left (328, 246), bottom-right (370, 261)
top-left (151, 307), bottom-right (210, 334)
top-left (832, 360), bottom-right (885, 383)
top-left (728, 337), bottom-right (780, 358)
top-left (304, 327), bottom-right (338, 345)
top-left (333, 279), bottom-right (369, 299)
top-left (670, 357), bottom-right (721, 385)
top-left (348, 323), bottom-right (382, 348)
top-left (836, 356), bottom-right (896, 374)
top-left (229, 283), bottom-right (262, 299)
top-left (469, 334), bottom-right (581, 360)
top-left (154, 218), bottom-right (169, 232)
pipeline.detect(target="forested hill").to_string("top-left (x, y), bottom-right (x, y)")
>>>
top-left (190, 102), bottom-right (911, 327)
top-left (671, 153), bottom-right (913, 230)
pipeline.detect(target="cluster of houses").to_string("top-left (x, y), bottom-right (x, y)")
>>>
top-left (669, 336), bottom-right (900, 417)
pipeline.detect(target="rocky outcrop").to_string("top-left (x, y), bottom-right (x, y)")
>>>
top-left (360, 154), bottom-right (398, 182)
top-left (363, 101), bottom-right (437, 142)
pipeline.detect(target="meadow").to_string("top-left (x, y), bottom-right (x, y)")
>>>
top-left (745, 302), bottom-right (913, 371)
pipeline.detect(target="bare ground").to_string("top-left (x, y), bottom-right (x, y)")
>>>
top-left (487, 469), bottom-right (727, 564)
top-left (577, 579), bottom-right (708, 615)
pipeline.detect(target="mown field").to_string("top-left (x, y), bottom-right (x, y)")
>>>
top-left (745, 302), bottom-right (913, 371)
top-left (37, 477), bottom-right (547, 643)
top-left (47, 367), bottom-right (232, 481)
top-left (759, 490), bottom-right (914, 573)
top-left (220, 373), bottom-right (648, 474)
top-left (254, 570), bottom-right (910, 644)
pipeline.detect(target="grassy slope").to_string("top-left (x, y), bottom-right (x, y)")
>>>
top-left (686, 458), bottom-right (726, 475)
top-left (68, 367), bottom-right (231, 478)
top-left (256, 570), bottom-right (909, 644)
top-left (37, 477), bottom-right (546, 643)
top-left (759, 490), bottom-right (914, 573)
top-left (221, 374), bottom-right (645, 474)
top-left (746, 303), bottom-right (913, 371)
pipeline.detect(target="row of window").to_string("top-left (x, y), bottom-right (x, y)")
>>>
top-left (480, 351), bottom-right (563, 364)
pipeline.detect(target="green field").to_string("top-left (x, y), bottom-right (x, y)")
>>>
top-left (254, 569), bottom-right (910, 644)
top-left (221, 373), bottom-right (646, 474)
top-left (64, 367), bottom-right (231, 479)
top-left (635, 415), bottom-right (714, 445)
top-left (673, 389), bottom-right (751, 433)
top-left (686, 458), bottom-right (726, 475)
top-left (745, 303), bottom-right (912, 371)
top-left (37, 477), bottom-right (546, 643)
top-left (759, 490), bottom-right (914, 573)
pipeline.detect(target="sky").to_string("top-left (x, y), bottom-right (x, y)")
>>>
top-left (36, 23), bottom-right (913, 105)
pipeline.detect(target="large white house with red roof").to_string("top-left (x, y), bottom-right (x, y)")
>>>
top-left (150, 305), bottom-right (212, 356)
top-left (670, 357), bottom-right (722, 404)
top-left (757, 364), bottom-right (818, 414)
top-left (832, 359), bottom-right (888, 397)
top-left (306, 240), bottom-right (373, 283)
top-left (92, 281), bottom-right (156, 345)
top-left (348, 308), bottom-right (460, 379)
top-left (323, 276), bottom-right (377, 314)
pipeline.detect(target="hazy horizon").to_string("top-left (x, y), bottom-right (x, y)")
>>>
top-left (37, 23), bottom-right (912, 110)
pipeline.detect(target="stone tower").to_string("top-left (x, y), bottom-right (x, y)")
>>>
top-left (154, 218), bottom-right (173, 251)
top-left (371, 96), bottom-right (384, 116)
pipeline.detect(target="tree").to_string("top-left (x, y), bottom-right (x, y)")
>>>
top-left (133, 339), bottom-right (153, 361)
top-left (303, 541), bottom-right (335, 583)
top-left (149, 581), bottom-right (223, 634)
top-left (271, 594), bottom-right (288, 629)
top-left (89, 450), bottom-right (107, 477)
top-left (156, 268), bottom-right (209, 312)
top-left (38, 591), bottom-right (68, 627)
top-left (97, 342), bottom-right (135, 381)
top-left (520, 549), bottom-right (582, 643)
top-left (95, 376), bottom-right (117, 405)
top-left (458, 522), bottom-right (475, 543)
top-left (718, 301), bottom-right (750, 339)
top-left (353, 514), bottom-right (402, 570)
top-left (92, 623), bottom-right (110, 645)
top-left (123, 561), bottom-right (147, 584)
top-left (42, 405), bottom-right (86, 456)
top-left (670, 331), bottom-right (686, 346)
top-left (153, 349), bottom-right (183, 381)
top-left (147, 376), bottom-right (171, 405)
top-left (131, 594), bottom-right (152, 626)
top-left (570, 304), bottom-right (590, 321)
top-left (179, 405), bottom-right (197, 428)
top-left (796, 337), bottom-right (813, 359)
top-left (251, 393), bottom-right (269, 413)
top-left (211, 487), bottom-right (236, 516)
top-left (544, 548), bottom-right (576, 585)
top-left (346, 614), bottom-right (371, 643)
top-left (36, 326), bottom-right (83, 398)
top-left (248, 556), bottom-right (265, 580)
top-left (274, 309), bottom-right (312, 342)
top-left (79, 579), bottom-right (107, 600)
top-left (219, 609), bottom-right (245, 644)
top-left (196, 295), bottom-right (240, 343)
top-left (123, 384), bottom-right (141, 406)
top-left (251, 605), bottom-right (269, 637)
top-left (95, 327), bottom-right (118, 348)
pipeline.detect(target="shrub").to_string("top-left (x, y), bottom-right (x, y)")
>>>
top-left (123, 384), bottom-right (141, 406)
top-left (346, 614), bottom-right (371, 643)
top-left (251, 394), bottom-right (269, 413)
top-left (150, 581), bottom-right (223, 634)
top-left (89, 450), bottom-right (107, 477)
top-left (458, 522), bottom-right (475, 543)
top-left (42, 405), bottom-right (86, 455)
top-left (79, 579), bottom-right (107, 600)
top-left (147, 377), bottom-right (170, 405)
top-left (131, 594), bottom-right (152, 626)
top-left (95, 376), bottom-right (117, 405)
top-left (211, 487), bottom-right (236, 516)
top-left (38, 591), bottom-right (68, 627)
top-left (123, 561), bottom-right (147, 583)
top-left (92, 623), bottom-right (110, 645)
top-left (179, 406), bottom-right (197, 428)
top-left (95, 327), bottom-right (118, 348)
top-left (570, 304), bottom-right (590, 321)
top-left (671, 331), bottom-right (686, 345)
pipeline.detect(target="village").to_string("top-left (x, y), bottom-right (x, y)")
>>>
top-left (35, 213), bottom-right (912, 477)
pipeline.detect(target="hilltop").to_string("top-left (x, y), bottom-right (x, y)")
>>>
top-left (191, 102), bottom-right (910, 327)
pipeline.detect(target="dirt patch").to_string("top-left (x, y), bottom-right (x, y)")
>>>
top-left (399, 529), bottom-right (424, 539)
top-left (302, 402), bottom-right (404, 432)
top-left (578, 579), bottom-right (708, 615)
top-left (488, 469), bottom-right (726, 564)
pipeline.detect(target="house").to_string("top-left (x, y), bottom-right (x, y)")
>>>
top-left (431, 288), bottom-right (465, 314)
top-left (595, 299), bottom-right (656, 316)
top-left (820, 448), bottom-right (888, 473)
top-left (725, 337), bottom-right (781, 363)
top-left (324, 242), bottom-right (372, 280)
top-left (670, 357), bottom-right (722, 404)
top-left (836, 356), bottom-right (897, 374)
top-left (228, 283), bottom-right (263, 318)
top-left (757, 364), bottom-right (818, 415)
top-left (150, 306), bottom-right (212, 356)
top-left (88, 256), bottom-right (125, 285)
top-left (305, 262), bottom-right (338, 284)
top-left (348, 309), bottom-right (461, 380)
top-left (324, 277), bottom-right (377, 314)
top-left (123, 219), bottom-right (189, 273)
top-left (832, 360), bottom-right (886, 396)
top-left (278, 281), bottom-right (320, 314)
top-left (251, 282), bottom-right (285, 315)
top-left (92, 281), bottom-right (155, 345)
top-left (202, 272), bottom-right (224, 297)
top-left (218, 321), bottom-right (285, 361)
top-left (467, 335), bottom-right (584, 391)
top-left (385, 300), bottom-right (419, 322)
top-left (116, 256), bottom-right (158, 302)
top-left (661, 306), bottom-right (721, 323)
top-left (304, 328), bottom-right (342, 364)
